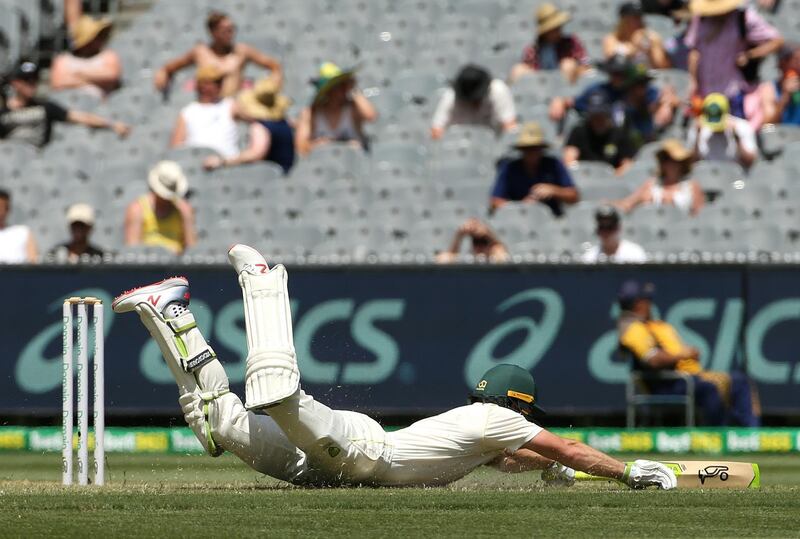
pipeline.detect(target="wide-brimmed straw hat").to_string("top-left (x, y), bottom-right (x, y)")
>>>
top-left (196, 65), bottom-right (225, 83)
top-left (238, 77), bottom-right (291, 120)
top-left (689, 0), bottom-right (744, 16)
top-left (311, 62), bottom-right (357, 105)
top-left (513, 122), bottom-right (550, 149)
top-left (536, 3), bottom-right (571, 36)
top-left (656, 139), bottom-right (694, 175)
top-left (148, 161), bottom-right (188, 201)
top-left (70, 15), bottom-right (113, 51)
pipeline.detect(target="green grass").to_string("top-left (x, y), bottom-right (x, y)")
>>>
top-left (1, 453), bottom-right (799, 538)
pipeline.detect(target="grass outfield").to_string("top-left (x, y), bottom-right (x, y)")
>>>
top-left (1, 453), bottom-right (799, 538)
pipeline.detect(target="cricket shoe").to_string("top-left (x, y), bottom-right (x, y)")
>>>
top-left (112, 276), bottom-right (190, 317)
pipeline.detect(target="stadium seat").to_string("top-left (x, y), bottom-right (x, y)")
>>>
top-left (11, 0), bottom-right (793, 264)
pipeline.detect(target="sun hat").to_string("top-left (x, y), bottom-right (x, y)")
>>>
top-left (689, 0), bottom-right (744, 16)
top-left (656, 138), bottom-right (694, 176)
top-left (238, 77), bottom-right (291, 120)
top-left (599, 54), bottom-right (633, 74)
top-left (70, 15), bottom-right (113, 51)
top-left (66, 203), bottom-right (95, 226)
top-left (196, 65), bottom-right (225, 83)
top-left (310, 62), bottom-right (357, 105)
top-left (535, 3), bottom-right (571, 36)
top-left (513, 121), bottom-right (550, 149)
top-left (623, 63), bottom-right (655, 88)
top-left (700, 93), bottom-right (730, 133)
top-left (148, 161), bottom-right (188, 201)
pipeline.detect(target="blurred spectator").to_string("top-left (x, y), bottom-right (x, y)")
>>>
top-left (509, 3), bottom-right (590, 84)
top-left (551, 55), bottom-right (664, 127)
top-left (50, 15), bottom-right (121, 97)
top-left (624, 64), bottom-right (679, 147)
top-left (171, 66), bottom-right (240, 158)
top-left (687, 93), bottom-right (757, 168)
top-left (490, 122), bottom-right (579, 216)
top-left (431, 64), bottom-right (516, 139)
top-left (48, 203), bottom-right (105, 263)
top-left (582, 205), bottom-right (647, 263)
top-left (0, 60), bottom-right (130, 148)
top-left (173, 67), bottom-right (280, 170)
top-left (755, 0), bottom-right (780, 14)
top-left (763, 43), bottom-right (800, 125)
top-left (436, 218), bottom-right (510, 263)
top-left (64, 0), bottom-right (82, 31)
top-left (551, 57), bottom-right (631, 123)
top-left (154, 10), bottom-right (282, 98)
top-left (685, 0), bottom-right (783, 123)
top-left (617, 280), bottom-right (760, 426)
top-left (124, 161), bottom-right (196, 255)
top-left (0, 189), bottom-right (37, 264)
top-left (616, 138), bottom-right (704, 215)
top-left (663, 14), bottom-right (692, 70)
top-left (603, 2), bottom-right (670, 69)
top-left (641, 0), bottom-right (688, 16)
top-left (205, 76), bottom-right (295, 174)
top-left (295, 63), bottom-right (377, 155)
top-left (564, 92), bottom-right (637, 174)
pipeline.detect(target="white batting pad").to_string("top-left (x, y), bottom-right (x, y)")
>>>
top-left (238, 264), bottom-right (300, 409)
top-left (134, 304), bottom-right (230, 395)
top-left (135, 303), bottom-right (200, 396)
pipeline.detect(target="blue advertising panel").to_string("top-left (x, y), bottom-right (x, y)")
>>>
top-left (1, 265), bottom-right (797, 415)
top-left (743, 268), bottom-right (800, 412)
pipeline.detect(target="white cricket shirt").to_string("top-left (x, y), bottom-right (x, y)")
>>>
top-left (582, 239), bottom-right (647, 263)
top-left (380, 402), bottom-right (542, 486)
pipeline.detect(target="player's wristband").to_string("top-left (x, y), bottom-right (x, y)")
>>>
top-left (622, 463), bottom-right (632, 484)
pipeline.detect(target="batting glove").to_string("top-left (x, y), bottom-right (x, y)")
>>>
top-left (624, 459), bottom-right (677, 490)
top-left (541, 462), bottom-right (576, 487)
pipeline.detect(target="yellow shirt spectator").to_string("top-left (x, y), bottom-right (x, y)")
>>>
top-left (618, 313), bottom-right (702, 374)
top-left (124, 161), bottom-right (196, 255)
top-left (138, 195), bottom-right (185, 254)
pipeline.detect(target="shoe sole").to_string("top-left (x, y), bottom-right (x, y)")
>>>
top-left (112, 276), bottom-right (189, 311)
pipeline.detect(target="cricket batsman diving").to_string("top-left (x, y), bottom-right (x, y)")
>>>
top-left (112, 244), bottom-right (676, 489)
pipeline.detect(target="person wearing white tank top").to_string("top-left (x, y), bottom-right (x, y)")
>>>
top-left (0, 189), bottom-right (38, 264)
top-left (616, 139), bottom-right (705, 216)
top-left (173, 68), bottom-right (291, 173)
top-left (295, 63), bottom-right (378, 156)
top-left (170, 66), bottom-right (240, 158)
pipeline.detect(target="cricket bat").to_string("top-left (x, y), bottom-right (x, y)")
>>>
top-left (575, 461), bottom-right (760, 489)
